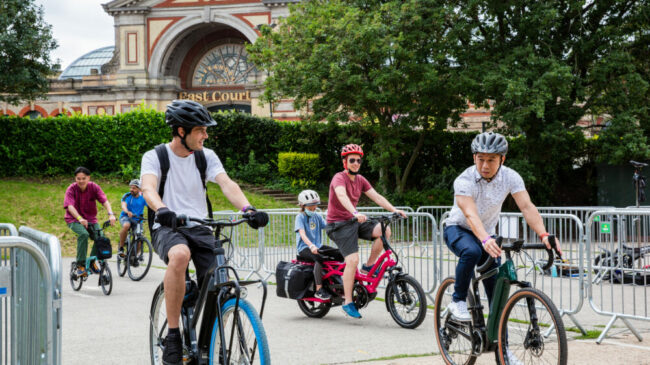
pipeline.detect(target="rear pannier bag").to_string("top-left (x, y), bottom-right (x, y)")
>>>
top-left (275, 261), bottom-right (314, 299)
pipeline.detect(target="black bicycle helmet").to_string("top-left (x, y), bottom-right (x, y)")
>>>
top-left (165, 100), bottom-right (217, 129)
top-left (471, 132), bottom-right (508, 155)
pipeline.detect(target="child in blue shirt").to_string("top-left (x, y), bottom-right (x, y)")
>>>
top-left (118, 179), bottom-right (148, 257)
top-left (295, 190), bottom-right (331, 300)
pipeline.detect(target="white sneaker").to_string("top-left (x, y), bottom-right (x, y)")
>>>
top-left (505, 347), bottom-right (523, 365)
top-left (448, 300), bottom-right (471, 321)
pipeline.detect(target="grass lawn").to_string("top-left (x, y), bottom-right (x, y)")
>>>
top-left (0, 177), bottom-right (293, 257)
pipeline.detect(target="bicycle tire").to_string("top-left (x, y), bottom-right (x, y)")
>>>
top-left (127, 237), bottom-right (152, 281)
top-left (150, 283), bottom-right (170, 365)
top-left (434, 277), bottom-right (476, 365)
top-left (70, 262), bottom-right (83, 291)
top-left (385, 274), bottom-right (427, 329)
top-left (297, 299), bottom-right (331, 318)
top-left (209, 298), bottom-right (271, 365)
top-left (117, 238), bottom-right (128, 277)
top-left (99, 262), bottom-right (113, 295)
top-left (497, 288), bottom-right (568, 365)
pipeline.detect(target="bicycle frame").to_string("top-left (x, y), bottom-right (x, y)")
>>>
top-left (153, 218), bottom-right (268, 365)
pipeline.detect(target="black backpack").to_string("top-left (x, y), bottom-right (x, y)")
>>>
top-left (147, 144), bottom-right (213, 231)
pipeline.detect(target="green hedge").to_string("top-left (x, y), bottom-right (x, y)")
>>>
top-left (277, 152), bottom-right (323, 188)
top-left (0, 108), bottom-right (598, 205)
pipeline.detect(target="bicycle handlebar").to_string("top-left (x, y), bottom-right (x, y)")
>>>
top-left (476, 235), bottom-right (561, 273)
top-left (176, 213), bottom-right (254, 228)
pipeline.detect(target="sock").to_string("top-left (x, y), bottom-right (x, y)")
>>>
top-left (168, 327), bottom-right (180, 336)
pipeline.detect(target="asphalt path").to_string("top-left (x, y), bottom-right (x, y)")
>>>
top-left (61, 256), bottom-right (650, 365)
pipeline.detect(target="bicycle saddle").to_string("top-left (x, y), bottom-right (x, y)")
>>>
top-left (630, 160), bottom-right (648, 168)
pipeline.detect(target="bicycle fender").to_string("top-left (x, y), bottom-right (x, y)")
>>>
top-left (384, 272), bottom-right (409, 312)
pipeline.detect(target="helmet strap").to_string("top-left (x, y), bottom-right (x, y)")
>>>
top-left (178, 127), bottom-right (194, 153)
top-left (478, 157), bottom-right (504, 183)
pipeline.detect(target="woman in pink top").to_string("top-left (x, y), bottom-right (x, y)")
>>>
top-left (64, 167), bottom-right (116, 276)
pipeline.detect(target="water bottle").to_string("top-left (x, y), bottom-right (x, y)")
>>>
top-left (551, 265), bottom-right (558, 277)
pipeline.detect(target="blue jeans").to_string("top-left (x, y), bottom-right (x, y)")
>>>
top-left (443, 225), bottom-right (499, 304)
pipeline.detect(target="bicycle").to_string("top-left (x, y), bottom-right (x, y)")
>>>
top-left (69, 221), bottom-right (113, 295)
top-left (117, 215), bottom-right (153, 281)
top-left (149, 213), bottom-right (271, 364)
top-left (434, 236), bottom-right (568, 364)
top-left (294, 213), bottom-right (427, 329)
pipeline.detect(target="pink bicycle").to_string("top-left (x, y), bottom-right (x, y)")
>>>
top-left (296, 213), bottom-right (427, 329)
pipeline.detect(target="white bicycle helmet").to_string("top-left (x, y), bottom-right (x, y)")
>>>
top-left (298, 190), bottom-right (320, 206)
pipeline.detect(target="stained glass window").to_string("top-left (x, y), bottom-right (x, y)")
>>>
top-left (192, 43), bottom-right (257, 87)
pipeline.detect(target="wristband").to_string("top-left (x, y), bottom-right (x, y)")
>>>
top-left (540, 232), bottom-right (550, 240)
top-left (481, 236), bottom-right (491, 245)
top-left (241, 205), bottom-right (256, 213)
top-left (77, 216), bottom-right (82, 221)
top-left (108, 212), bottom-right (115, 216)
top-left (353, 210), bottom-right (359, 215)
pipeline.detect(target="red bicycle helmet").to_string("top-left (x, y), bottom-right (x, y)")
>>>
top-left (341, 144), bottom-right (364, 158)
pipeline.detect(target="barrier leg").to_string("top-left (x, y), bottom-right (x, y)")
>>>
top-left (621, 317), bottom-right (643, 342)
top-left (596, 315), bottom-right (619, 344)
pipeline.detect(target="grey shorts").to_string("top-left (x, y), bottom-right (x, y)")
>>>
top-left (119, 216), bottom-right (137, 226)
top-left (151, 225), bottom-right (216, 281)
top-left (325, 219), bottom-right (378, 257)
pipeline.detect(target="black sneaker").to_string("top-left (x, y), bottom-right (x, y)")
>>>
top-left (314, 288), bottom-right (331, 300)
top-left (162, 332), bottom-right (183, 365)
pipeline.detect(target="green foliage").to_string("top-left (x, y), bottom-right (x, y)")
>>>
top-left (277, 152), bottom-right (323, 188)
top-left (248, 0), bottom-right (468, 192)
top-left (591, 115), bottom-right (650, 165)
top-left (0, 0), bottom-right (58, 105)
top-left (226, 151), bottom-right (272, 185)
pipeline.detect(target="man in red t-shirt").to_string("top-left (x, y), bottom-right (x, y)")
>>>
top-left (325, 144), bottom-right (407, 319)
top-left (64, 167), bottom-right (116, 276)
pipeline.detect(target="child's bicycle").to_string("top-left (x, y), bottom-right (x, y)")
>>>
top-left (434, 236), bottom-right (568, 364)
top-left (295, 212), bottom-right (427, 329)
top-left (69, 220), bottom-right (114, 295)
top-left (116, 215), bottom-right (153, 281)
top-left (149, 213), bottom-right (270, 364)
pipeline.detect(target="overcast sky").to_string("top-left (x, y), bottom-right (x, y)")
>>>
top-left (34, 0), bottom-right (115, 70)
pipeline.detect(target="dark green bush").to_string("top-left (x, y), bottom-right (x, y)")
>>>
top-left (277, 152), bottom-right (323, 188)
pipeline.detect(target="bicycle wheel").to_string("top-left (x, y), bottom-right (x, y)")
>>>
top-left (117, 240), bottom-right (127, 277)
top-left (434, 277), bottom-right (476, 365)
top-left (150, 284), bottom-right (176, 364)
top-left (99, 262), bottom-right (113, 295)
top-left (127, 237), bottom-right (153, 281)
top-left (497, 288), bottom-right (568, 365)
top-left (70, 262), bottom-right (83, 291)
top-left (385, 274), bottom-right (427, 329)
top-left (209, 298), bottom-right (271, 365)
top-left (297, 299), bottom-right (331, 318)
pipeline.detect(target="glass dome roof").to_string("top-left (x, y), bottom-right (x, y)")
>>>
top-left (58, 46), bottom-right (115, 80)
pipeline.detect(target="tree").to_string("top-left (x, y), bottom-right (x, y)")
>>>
top-left (447, 0), bottom-right (650, 203)
top-left (0, 0), bottom-right (58, 105)
top-left (248, 0), bottom-right (467, 193)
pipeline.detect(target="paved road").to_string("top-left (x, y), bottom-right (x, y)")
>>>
top-left (62, 256), bottom-right (650, 365)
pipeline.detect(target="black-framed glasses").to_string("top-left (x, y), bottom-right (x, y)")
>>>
top-left (348, 158), bottom-right (363, 164)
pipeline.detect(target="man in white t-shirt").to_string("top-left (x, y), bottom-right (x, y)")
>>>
top-left (444, 132), bottom-right (562, 327)
top-left (140, 100), bottom-right (265, 365)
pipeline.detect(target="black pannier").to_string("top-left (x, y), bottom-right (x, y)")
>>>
top-left (95, 236), bottom-right (112, 260)
top-left (275, 261), bottom-right (314, 299)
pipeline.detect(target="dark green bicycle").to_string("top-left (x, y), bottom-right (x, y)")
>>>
top-left (434, 236), bottom-right (568, 365)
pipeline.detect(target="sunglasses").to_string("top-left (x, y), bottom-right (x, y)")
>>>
top-left (348, 158), bottom-right (363, 164)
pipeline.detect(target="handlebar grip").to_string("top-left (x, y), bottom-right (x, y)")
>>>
top-left (476, 236), bottom-right (502, 273)
top-left (540, 235), bottom-right (561, 272)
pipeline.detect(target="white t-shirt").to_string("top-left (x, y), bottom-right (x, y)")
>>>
top-left (141, 144), bottom-right (226, 228)
top-left (446, 165), bottom-right (526, 234)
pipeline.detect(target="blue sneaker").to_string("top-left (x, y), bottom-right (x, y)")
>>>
top-left (342, 303), bottom-right (362, 319)
top-left (361, 263), bottom-right (381, 277)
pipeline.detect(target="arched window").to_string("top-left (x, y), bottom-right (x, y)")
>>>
top-left (192, 43), bottom-right (257, 87)
top-left (25, 110), bottom-right (43, 119)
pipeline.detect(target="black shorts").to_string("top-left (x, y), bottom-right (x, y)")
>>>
top-left (151, 225), bottom-right (216, 281)
top-left (325, 219), bottom-right (378, 257)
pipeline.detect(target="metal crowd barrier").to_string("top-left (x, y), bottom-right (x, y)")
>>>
top-left (586, 208), bottom-right (650, 343)
top-left (0, 236), bottom-right (56, 365)
top-left (0, 224), bottom-right (17, 365)
top-left (416, 206), bottom-right (452, 229)
top-left (437, 212), bottom-right (587, 335)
